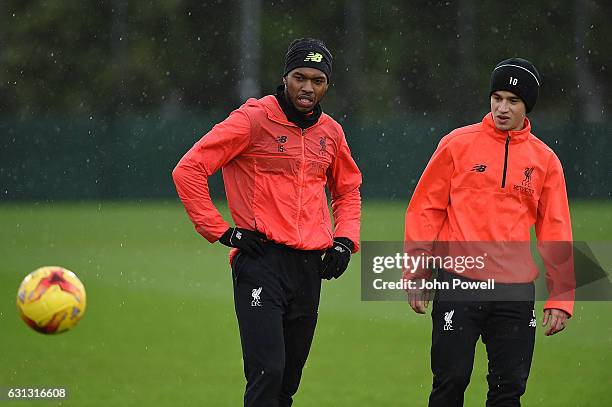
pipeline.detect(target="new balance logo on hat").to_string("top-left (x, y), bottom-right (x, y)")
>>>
top-left (284, 38), bottom-right (333, 81)
top-left (304, 52), bottom-right (323, 62)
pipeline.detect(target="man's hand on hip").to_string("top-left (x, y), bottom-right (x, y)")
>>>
top-left (319, 238), bottom-right (354, 280)
top-left (219, 227), bottom-right (267, 257)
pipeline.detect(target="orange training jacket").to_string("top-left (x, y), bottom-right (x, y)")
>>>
top-left (172, 95), bottom-right (362, 253)
top-left (404, 113), bottom-right (574, 315)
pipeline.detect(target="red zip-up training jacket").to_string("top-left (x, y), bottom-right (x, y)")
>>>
top-left (172, 95), bottom-right (362, 254)
top-left (405, 113), bottom-right (574, 315)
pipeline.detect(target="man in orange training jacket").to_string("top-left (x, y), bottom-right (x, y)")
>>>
top-left (172, 38), bottom-right (361, 407)
top-left (404, 58), bottom-right (574, 406)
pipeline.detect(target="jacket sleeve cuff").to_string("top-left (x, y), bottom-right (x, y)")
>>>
top-left (543, 300), bottom-right (574, 318)
top-left (196, 222), bottom-right (231, 243)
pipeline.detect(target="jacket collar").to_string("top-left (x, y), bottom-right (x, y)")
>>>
top-left (259, 95), bottom-right (326, 129)
top-left (274, 85), bottom-right (322, 129)
top-left (482, 112), bottom-right (531, 144)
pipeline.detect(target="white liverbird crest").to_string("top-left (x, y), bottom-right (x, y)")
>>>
top-left (443, 310), bottom-right (454, 331)
top-left (251, 287), bottom-right (262, 307)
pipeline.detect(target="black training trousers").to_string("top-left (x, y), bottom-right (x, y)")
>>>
top-left (232, 242), bottom-right (322, 407)
top-left (428, 271), bottom-right (536, 407)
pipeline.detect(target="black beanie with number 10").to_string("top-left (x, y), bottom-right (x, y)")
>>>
top-left (490, 58), bottom-right (541, 113)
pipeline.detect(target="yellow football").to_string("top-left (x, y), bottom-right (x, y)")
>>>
top-left (16, 266), bottom-right (86, 334)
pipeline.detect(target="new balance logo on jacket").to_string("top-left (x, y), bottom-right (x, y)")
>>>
top-left (277, 135), bottom-right (288, 152)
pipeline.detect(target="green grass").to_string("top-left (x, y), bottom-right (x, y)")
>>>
top-left (0, 200), bottom-right (611, 406)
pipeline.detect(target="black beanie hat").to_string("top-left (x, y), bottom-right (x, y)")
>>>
top-left (284, 38), bottom-right (333, 82)
top-left (490, 58), bottom-right (541, 113)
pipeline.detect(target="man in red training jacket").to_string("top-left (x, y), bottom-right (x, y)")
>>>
top-left (173, 38), bottom-right (361, 407)
top-left (404, 58), bottom-right (574, 406)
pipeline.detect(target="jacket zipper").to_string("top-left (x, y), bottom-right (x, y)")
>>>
top-left (296, 128), bottom-right (306, 245)
top-left (501, 134), bottom-right (510, 188)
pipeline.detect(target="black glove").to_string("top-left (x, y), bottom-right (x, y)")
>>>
top-left (319, 237), bottom-right (354, 280)
top-left (218, 227), bottom-right (267, 257)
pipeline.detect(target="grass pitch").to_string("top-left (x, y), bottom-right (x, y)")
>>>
top-left (0, 200), bottom-right (610, 406)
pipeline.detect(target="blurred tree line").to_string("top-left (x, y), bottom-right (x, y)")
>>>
top-left (0, 0), bottom-right (610, 201)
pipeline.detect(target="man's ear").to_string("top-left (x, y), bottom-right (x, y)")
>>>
top-left (282, 76), bottom-right (287, 86)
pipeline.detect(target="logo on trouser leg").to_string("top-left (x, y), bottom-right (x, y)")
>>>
top-left (443, 310), bottom-right (454, 331)
top-left (251, 287), bottom-right (262, 307)
top-left (529, 309), bottom-right (536, 327)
